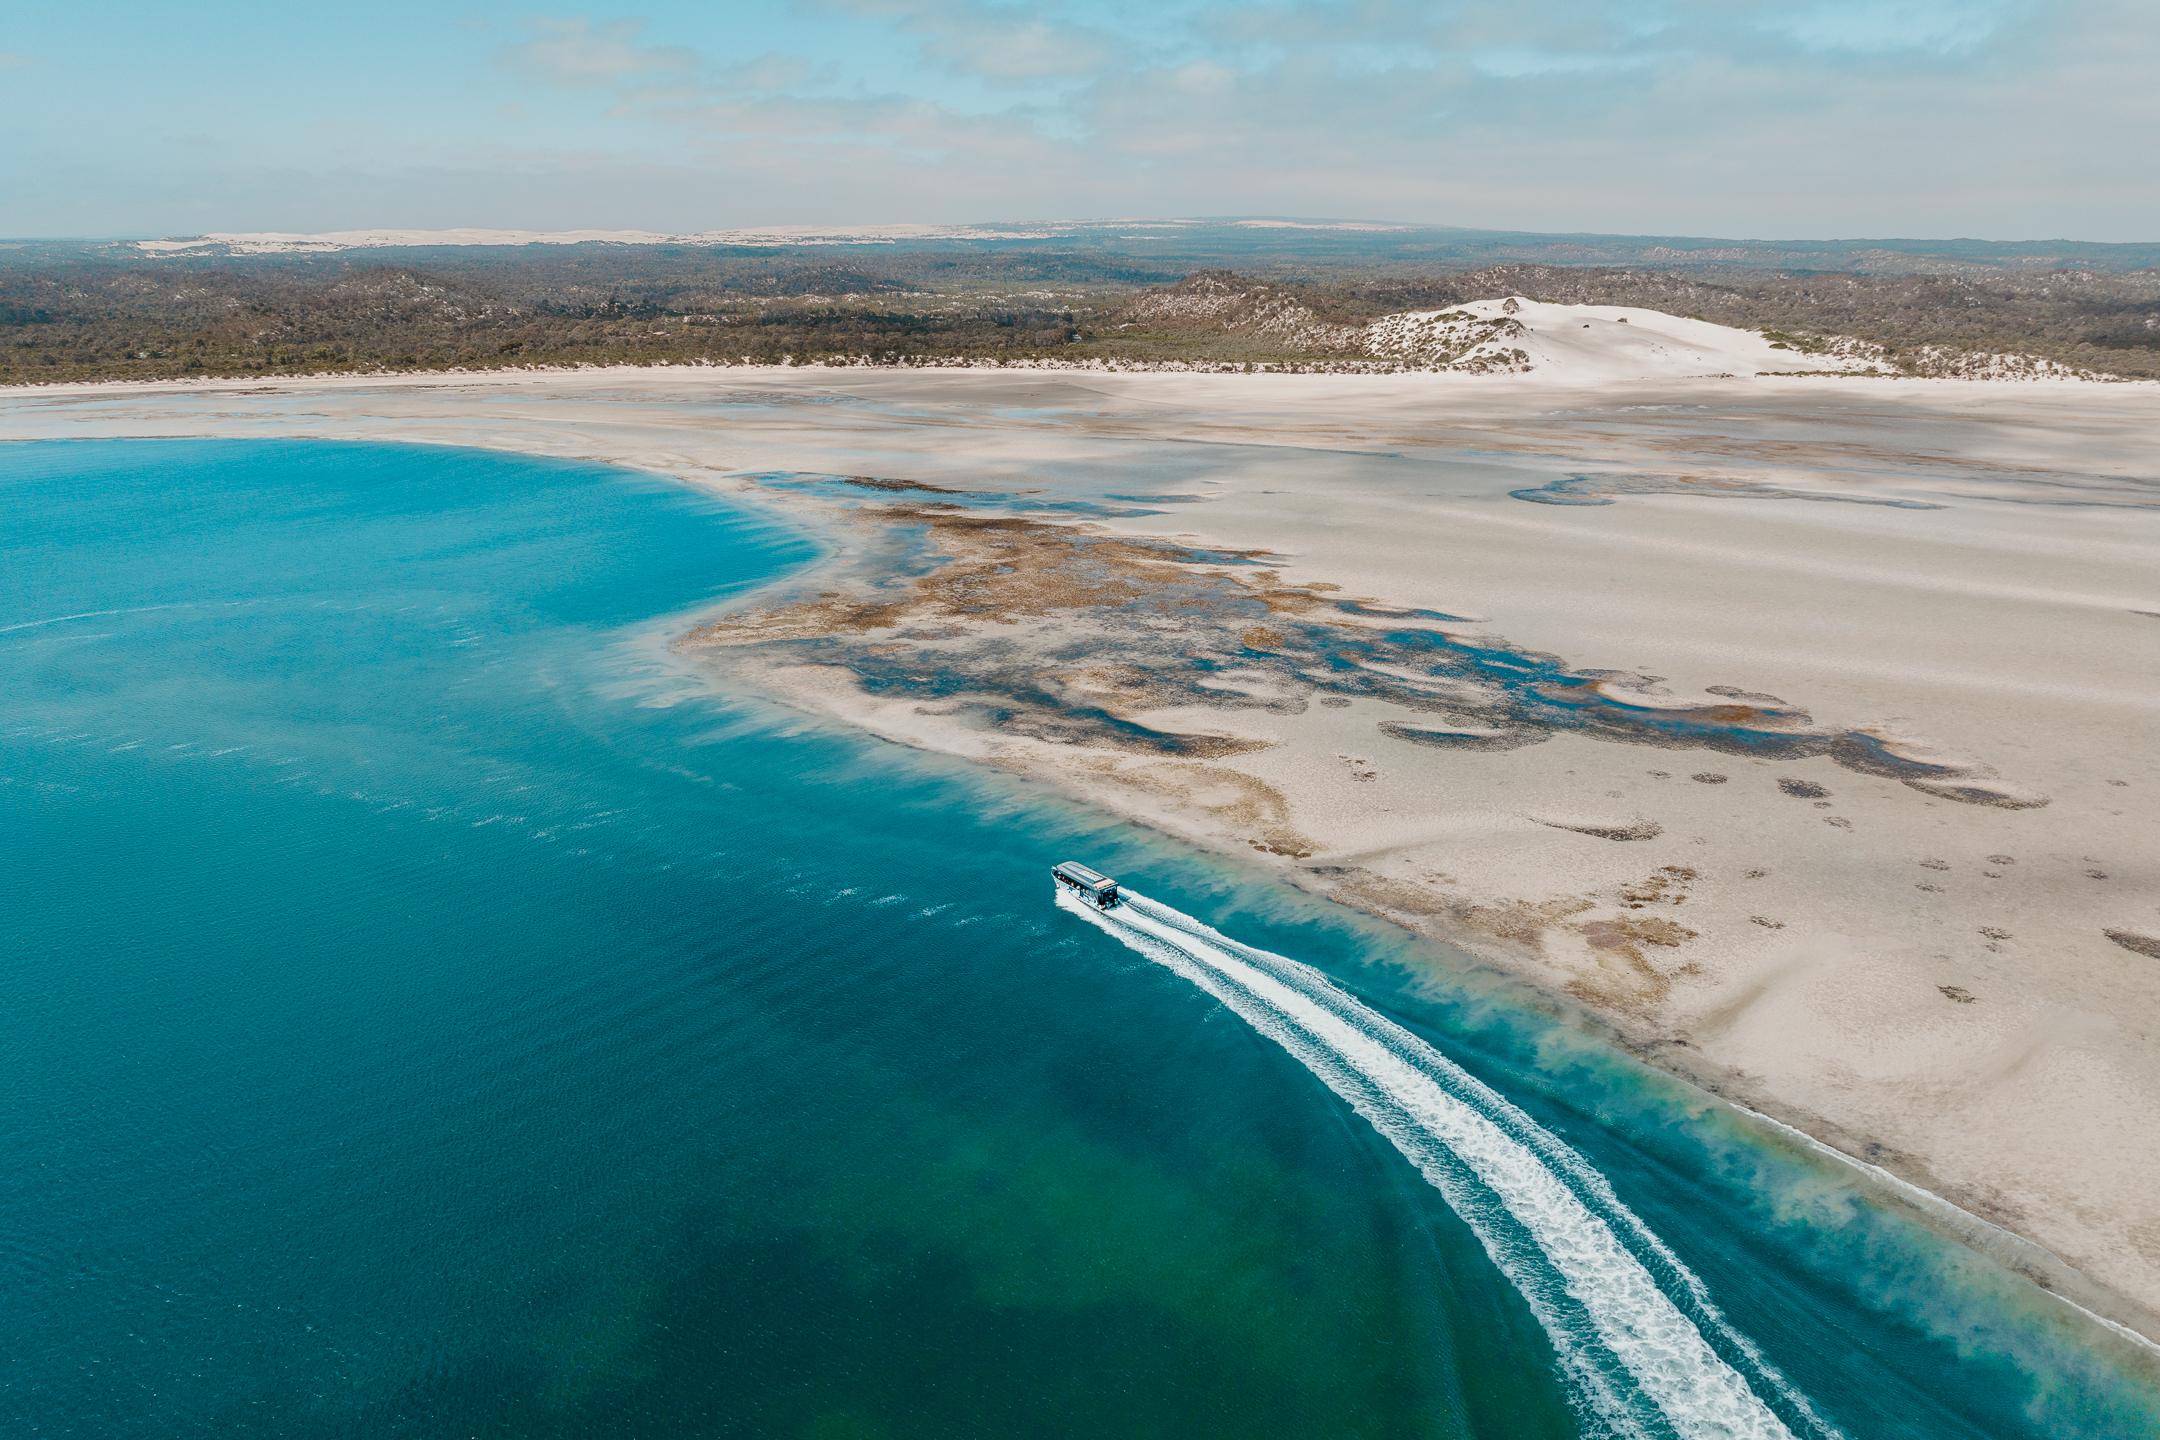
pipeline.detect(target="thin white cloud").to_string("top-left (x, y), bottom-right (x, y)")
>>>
top-left (43, 0), bottom-right (2150, 240)
top-left (1758, 0), bottom-right (2026, 55)
top-left (478, 0), bottom-right (2152, 239)
top-left (812, 0), bottom-right (1129, 88)
top-left (1468, 46), bottom-right (1662, 78)
top-left (497, 16), bottom-right (694, 90)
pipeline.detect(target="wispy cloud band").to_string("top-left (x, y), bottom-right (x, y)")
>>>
top-left (4, 0), bottom-right (2152, 238)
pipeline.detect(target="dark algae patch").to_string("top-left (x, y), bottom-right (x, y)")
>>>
top-left (1509, 471), bottom-right (1948, 509)
top-left (688, 491), bottom-right (2049, 808)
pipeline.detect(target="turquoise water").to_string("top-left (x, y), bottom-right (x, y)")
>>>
top-left (4, 438), bottom-right (2154, 1438)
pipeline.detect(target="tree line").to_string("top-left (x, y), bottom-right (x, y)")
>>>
top-left (4, 248), bottom-right (2155, 384)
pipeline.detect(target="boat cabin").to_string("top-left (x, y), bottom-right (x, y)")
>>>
top-left (1053, 861), bottom-right (1121, 908)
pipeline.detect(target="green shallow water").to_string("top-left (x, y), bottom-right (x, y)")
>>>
top-left (2, 438), bottom-right (2153, 1438)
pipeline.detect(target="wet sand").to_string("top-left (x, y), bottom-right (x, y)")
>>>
top-left (6, 358), bottom-right (2158, 1338)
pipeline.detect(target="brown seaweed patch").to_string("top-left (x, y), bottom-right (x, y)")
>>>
top-left (1619, 866), bottom-right (1695, 908)
top-left (1329, 877), bottom-right (1591, 951)
top-left (1567, 913), bottom-right (1699, 1009)
top-left (683, 506), bottom-right (1321, 757)
top-left (1114, 762), bottom-right (1318, 858)
top-left (682, 592), bottom-right (915, 643)
top-left (1379, 719), bottom-right (1551, 753)
top-left (1529, 814), bottom-right (1664, 841)
top-left (841, 475), bottom-right (971, 495)
top-left (984, 701), bottom-right (1272, 758)
top-left (1900, 777), bottom-right (2052, 809)
top-left (861, 509), bottom-right (1279, 627)
top-left (1511, 471), bottom-right (1946, 510)
top-left (1566, 940), bottom-right (1671, 1007)
top-left (1582, 916), bottom-right (1698, 949)
top-left (678, 494), bottom-right (2047, 805)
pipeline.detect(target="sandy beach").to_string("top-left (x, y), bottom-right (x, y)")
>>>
top-left (7, 327), bottom-right (2158, 1339)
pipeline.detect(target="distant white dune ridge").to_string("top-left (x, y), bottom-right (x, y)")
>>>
top-left (130, 219), bottom-right (1405, 255)
top-left (133, 224), bottom-right (1070, 255)
top-left (1360, 298), bottom-right (2102, 382)
top-left (1364, 298), bottom-right (1862, 380)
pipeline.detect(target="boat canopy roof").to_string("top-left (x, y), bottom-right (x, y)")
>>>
top-left (1054, 861), bottom-right (1116, 889)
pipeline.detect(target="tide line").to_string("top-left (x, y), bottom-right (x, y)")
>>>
top-left (1731, 1104), bottom-right (2160, 1357)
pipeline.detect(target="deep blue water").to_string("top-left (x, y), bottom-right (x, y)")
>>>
top-left (3, 438), bottom-right (2154, 1438)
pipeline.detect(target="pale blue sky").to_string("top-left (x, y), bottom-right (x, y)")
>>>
top-left (3, 1), bottom-right (2153, 239)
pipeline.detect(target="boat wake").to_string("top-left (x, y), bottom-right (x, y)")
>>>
top-left (1058, 886), bottom-right (1837, 1440)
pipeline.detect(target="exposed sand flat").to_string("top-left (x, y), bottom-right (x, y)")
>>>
top-left (5, 355), bottom-right (2157, 1337)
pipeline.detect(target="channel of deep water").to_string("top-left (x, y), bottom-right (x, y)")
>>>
top-left (3, 438), bottom-right (2154, 1438)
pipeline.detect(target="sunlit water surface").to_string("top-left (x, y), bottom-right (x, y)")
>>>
top-left (4, 439), bottom-right (2153, 1438)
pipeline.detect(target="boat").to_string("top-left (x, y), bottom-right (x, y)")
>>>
top-left (1052, 861), bottom-right (1122, 909)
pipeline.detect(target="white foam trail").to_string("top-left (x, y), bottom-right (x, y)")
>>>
top-left (0, 603), bottom-right (193, 633)
top-left (1063, 887), bottom-right (1831, 1440)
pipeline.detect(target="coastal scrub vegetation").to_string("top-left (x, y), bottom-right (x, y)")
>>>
top-left (3, 244), bottom-right (2157, 384)
top-left (0, 253), bottom-right (1137, 383)
top-left (1435, 264), bottom-right (2160, 379)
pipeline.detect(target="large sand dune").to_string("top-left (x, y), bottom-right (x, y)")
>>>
top-left (1368, 297), bottom-right (1865, 379)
